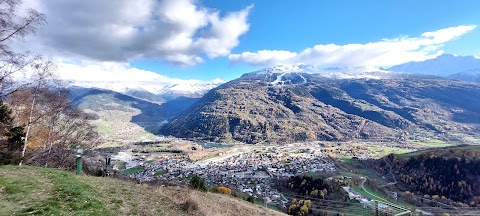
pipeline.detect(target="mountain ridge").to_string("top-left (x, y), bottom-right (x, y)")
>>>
top-left (162, 66), bottom-right (480, 144)
top-left (388, 54), bottom-right (480, 78)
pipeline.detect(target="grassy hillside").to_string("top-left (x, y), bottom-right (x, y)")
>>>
top-left (0, 166), bottom-right (284, 216)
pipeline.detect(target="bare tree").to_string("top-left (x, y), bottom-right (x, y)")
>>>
top-left (0, 0), bottom-right (46, 55)
top-left (0, 1), bottom-right (101, 168)
top-left (17, 60), bottom-right (55, 165)
top-left (0, 0), bottom-right (45, 164)
top-left (22, 88), bottom-right (101, 169)
top-left (0, 0), bottom-right (46, 96)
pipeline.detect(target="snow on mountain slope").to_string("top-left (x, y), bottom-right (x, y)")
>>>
top-left (57, 62), bottom-right (224, 97)
top-left (74, 79), bottom-right (222, 97)
top-left (245, 64), bottom-right (394, 86)
top-left (388, 54), bottom-right (480, 77)
top-left (253, 64), bottom-right (385, 75)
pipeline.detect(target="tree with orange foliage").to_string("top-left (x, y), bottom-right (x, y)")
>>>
top-left (217, 186), bottom-right (232, 196)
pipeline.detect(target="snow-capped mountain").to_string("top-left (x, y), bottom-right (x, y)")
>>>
top-left (388, 54), bottom-right (480, 77)
top-left (253, 64), bottom-right (387, 75)
top-left (56, 62), bottom-right (225, 100)
top-left (163, 63), bottom-right (480, 144)
top-left (243, 64), bottom-right (398, 86)
top-left (73, 79), bottom-right (223, 98)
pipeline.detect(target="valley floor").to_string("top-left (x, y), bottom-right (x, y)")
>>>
top-left (88, 135), bottom-right (480, 215)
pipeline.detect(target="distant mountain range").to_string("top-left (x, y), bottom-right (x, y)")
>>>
top-left (161, 64), bottom-right (480, 144)
top-left (69, 86), bottom-right (198, 121)
top-left (72, 79), bottom-right (223, 103)
top-left (68, 86), bottom-right (198, 140)
top-left (64, 74), bottom-right (222, 140)
top-left (66, 54), bottom-right (480, 103)
top-left (63, 54), bottom-right (480, 144)
top-left (388, 54), bottom-right (480, 82)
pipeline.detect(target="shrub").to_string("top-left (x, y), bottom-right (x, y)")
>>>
top-left (189, 175), bottom-right (207, 191)
top-left (210, 187), bottom-right (220, 193)
top-left (217, 186), bottom-right (232, 195)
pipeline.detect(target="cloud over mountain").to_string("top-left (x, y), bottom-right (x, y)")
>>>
top-left (56, 61), bottom-right (224, 95)
top-left (21, 0), bottom-right (252, 66)
top-left (229, 25), bottom-right (476, 67)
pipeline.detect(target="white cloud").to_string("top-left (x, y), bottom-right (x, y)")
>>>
top-left (229, 25), bottom-right (477, 67)
top-left (20, 0), bottom-right (253, 66)
top-left (194, 5), bottom-right (253, 58)
top-left (56, 60), bottom-right (224, 95)
top-left (421, 25), bottom-right (475, 44)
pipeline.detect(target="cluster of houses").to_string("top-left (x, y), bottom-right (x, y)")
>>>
top-left (116, 143), bottom-right (338, 207)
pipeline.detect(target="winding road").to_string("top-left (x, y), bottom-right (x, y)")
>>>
top-left (360, 177), bottom-right (389, 203)
top-left (380, 157), bottom-right (397, 187)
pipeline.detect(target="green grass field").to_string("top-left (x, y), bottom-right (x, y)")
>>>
top-left (397, 145), bottom-right (480, 159)
top-left (0, 166), bottom-right (109, 215)
top-left (94, 121), bottom-right (115, 135)
top-left (413, 139), bottom-right (455, 147)
top-left (337, 155), bottom-right (354, 159)
top-left (340, 158), bottom-right (388, 185)
top-left (120, 166), bottom-right (144, 175)
top-left (113, 161), bottom-right (126, 170)
top-left (367, 146), bottom-right (414, 158)
top-left (351, 185), bottom-right (386, 202)
top-left (199, 153), bottom-right (221, 161)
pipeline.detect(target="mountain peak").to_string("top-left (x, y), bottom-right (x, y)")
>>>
top-left (388, 54), bottom-right (480, 77)
top-left (252, 64), bottom-right (385, 75)
top-left (163, 65), bottom-right (480, 144)
top-left (240, 65), bottom-right (399, 87)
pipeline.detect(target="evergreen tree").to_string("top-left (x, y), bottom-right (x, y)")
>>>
top-left (0, 100), bottom-right (24, 164)
top-left (189, 175), bottom-right (207, 191)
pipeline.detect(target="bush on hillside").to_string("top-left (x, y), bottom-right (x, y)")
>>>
top-left (189, 175), bottom-right (207, 191)
top-left (217, 186), bottom-right (232, 195)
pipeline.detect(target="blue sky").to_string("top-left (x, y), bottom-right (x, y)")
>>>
top-left (131, 0), bottom-right (480, 81)
top-left (203, 0), bottom-right (479, 50)
top-left (26, 0), bottom-right (480, 82)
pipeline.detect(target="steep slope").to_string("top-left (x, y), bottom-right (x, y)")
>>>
top-left (0, 166), bottom-right (284, 216)
top-left (374, 146), bottom-right (480, 206)
top-left (388, 54), bottom-right (480, 77)
top-left (162, 65), bottom-right (480, 144)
